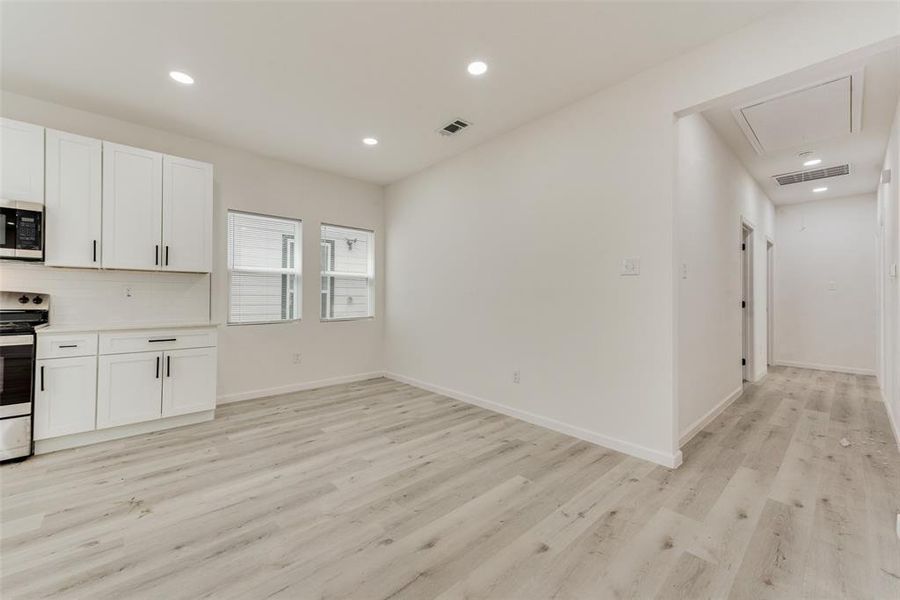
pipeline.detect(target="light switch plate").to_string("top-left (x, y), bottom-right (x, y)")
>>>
top-left (620, 257), bottom-right (641, 276)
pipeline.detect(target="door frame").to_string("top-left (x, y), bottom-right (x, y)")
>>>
top-left (741, 219), bottom-right (755, 382)
top-left (766, 238), bottom-right (775, 367)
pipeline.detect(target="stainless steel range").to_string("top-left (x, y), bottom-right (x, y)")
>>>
top-left (0, 291), bottom-right (48, 462)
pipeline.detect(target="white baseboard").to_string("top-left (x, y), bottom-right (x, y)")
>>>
top-left (217, 371), bottom-right (386, 404)
top-left (883, 388), bottom-right (900, 452)
top-left (773, 360), bottom-right (875, 376)
top-left (385, 372), bottom-right (682, 469)
top-left (679, 385), bottom-right (744, 447)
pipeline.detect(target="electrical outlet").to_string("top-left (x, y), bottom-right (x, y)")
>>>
top-left (512, 370), bottom-right (520, 384)
top-left (292, 353), bottom-right (302, 365)
top-left (123, 286), bottom-right (134, 298)
top-left (620, 257), bottom-right (640, 276)
top-left (681, 263), bottom-right (688, 280)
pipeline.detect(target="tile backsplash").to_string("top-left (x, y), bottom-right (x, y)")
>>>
top-left (0, 261), bottom-right (211, 326)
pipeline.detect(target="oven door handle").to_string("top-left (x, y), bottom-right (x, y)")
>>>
top-left (0, 335), bottom-right (36, 346)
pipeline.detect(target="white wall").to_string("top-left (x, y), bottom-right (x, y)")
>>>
top-left (384, 3), bottom-right (899, 467)
top-left (0, 91), bottom-right (385, 402)
top-left (775, 195), bottom-right (877, 375)
top-left (878, 98), bottom-right (900, 444)
top-left (676, 113), bottom-right (775, 443)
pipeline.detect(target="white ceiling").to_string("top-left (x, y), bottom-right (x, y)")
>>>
top-left (0, 1), bottom-right (791, 184)
top-left (703, 48), bottom-right (900, 206)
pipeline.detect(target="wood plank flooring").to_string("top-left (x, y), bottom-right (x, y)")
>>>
top-left (1, 367), bottom-right (898, 599)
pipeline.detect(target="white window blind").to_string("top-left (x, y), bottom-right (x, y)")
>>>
top-left (228, 211), bottom-right (301, 324)
top-left (320, 224), bottom-right (374, 320)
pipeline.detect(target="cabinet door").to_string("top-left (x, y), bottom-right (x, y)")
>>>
top-left (34, 356), bottom-right (97, 440)
top-left (162, 347), bottom-right (217, 417)
top-left (101, 142), bottom-right (163, 270)
top-left (97, 352), bottom-right (162, 428)
top-left (162, 155), bottom-right (213, 273)
top-left (0, 118), bottom-right (44, 205)
top-left (45, 130), bottom-right (102, 268)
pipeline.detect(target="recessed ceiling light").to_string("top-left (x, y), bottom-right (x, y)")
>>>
top-left (467, 61), bottom-right (488, 76)
top-left (813, 186), bottom-right (828, 193)
top-left (803, 158), bottom-right (822, 167)
top-left (362, 137), bottom-right (378, 146)
top-left (169, 71), bottom-right (194, 85)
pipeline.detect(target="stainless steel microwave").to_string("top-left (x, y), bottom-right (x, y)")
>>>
top-left (0, 200), bottom-right (43, 261)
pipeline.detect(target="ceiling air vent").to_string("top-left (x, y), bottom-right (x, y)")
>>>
top-left (773, 164), bottom-right (850, 186)
top-left (439, 119), bottom-right (471, 136)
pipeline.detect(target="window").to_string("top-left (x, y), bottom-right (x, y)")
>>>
top-left (320, 224), bottom-right (374, 320)
top-left (227, 211), bottom-right (301, 324)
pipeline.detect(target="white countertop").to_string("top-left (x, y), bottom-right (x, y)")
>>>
top-left (37, 322), bottom-right (220, 334)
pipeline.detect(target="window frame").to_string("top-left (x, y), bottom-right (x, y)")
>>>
top-left (319, 223), bottom-right (375, 322)
top-left (227, 209), bottom-right (303, 326)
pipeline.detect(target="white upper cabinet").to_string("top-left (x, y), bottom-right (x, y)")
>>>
top-left (0, 118), bottom-right (44, 205)
top-left (45, 130), bottom-right (102, 268)
top-left (102, 142), bottom-right (163, 270)
top-left (4, 121), bottom-right (213, 273)
top-left (162, 155), bottom-right (213, 273)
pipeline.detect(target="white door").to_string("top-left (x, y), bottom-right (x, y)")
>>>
top-left (162, 155), bottom-right (213, 273)
top-left (33, 356), bottom-right (98, 440)
top-left (102, 142), bottom-right (163, 270)
top-left (161, 347), bottom-right (217, 417)
top-left (45, 130), bottom-right (102, 267)
top-left (0, 118), bottom-right (44, 204)
top-left (97, 351), bottom-right (162, 428)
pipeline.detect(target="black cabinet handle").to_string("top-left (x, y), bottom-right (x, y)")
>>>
top-left (40, 366), bottom-right (45, 391)
top-left (155, 245), bottom-right (159, 266)
top-left (155, 356), bottom-right (160, 379)
top-left (149, 338), bottom-right (177, 343)
top-left (93, 240), bottom-right (97, 262)
top-left (167, 355), bottom-right (171, 378)
top-left (58, 344), bottom-right (78, 349)
top-left (165, 245), bottom-right (169, 266)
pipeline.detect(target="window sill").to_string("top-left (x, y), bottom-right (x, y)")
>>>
top-left (320, 316), bottom-right (375, 323)
top-left (227, 318), bottom-right (302, 327)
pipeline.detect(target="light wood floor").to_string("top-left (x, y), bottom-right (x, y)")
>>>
top-left (1, 367), bottom-right (898, 599)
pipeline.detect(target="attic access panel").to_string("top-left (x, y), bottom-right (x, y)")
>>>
top-left (733, 72), bottom-right (862, 155)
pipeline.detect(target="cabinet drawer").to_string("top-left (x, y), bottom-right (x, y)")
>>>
top-left (37, 332), bottom-right (98, 359)
top-left (99, 328), bottom-right (217, 355)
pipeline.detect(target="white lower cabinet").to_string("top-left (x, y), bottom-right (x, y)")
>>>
top-left (162, 347), bottom-right (217, 417)
top-left (34, 356), bottom-right (97, 440)
top-left (97, 351), bottom-right (164, 428)
top-left (37, 327), bottom-right (217, 442)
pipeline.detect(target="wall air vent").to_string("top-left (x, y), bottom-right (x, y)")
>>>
top-left (439, 119), bottom-right (471, 136)
top-left (773, 164), bottom-right (850, 186)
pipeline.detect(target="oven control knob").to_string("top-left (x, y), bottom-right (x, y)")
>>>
top-left (18, 295), bottom-right (29, 304)
top-left (32, 296), bottom-right (43, 305)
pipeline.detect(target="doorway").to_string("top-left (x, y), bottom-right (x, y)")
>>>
top-left (741, 222), bottom-right (754, 382)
